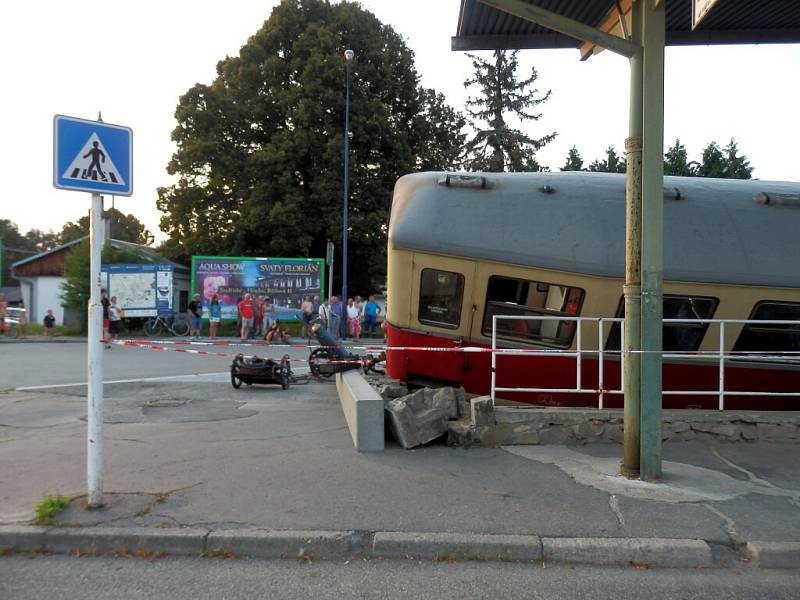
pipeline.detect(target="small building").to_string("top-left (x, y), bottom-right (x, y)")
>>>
top-left (11, 237), bottom-right (189, 328)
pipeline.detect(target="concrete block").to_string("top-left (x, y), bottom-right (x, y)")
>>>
top-left (44, 527), bottom-right (206, 556)
top-left (543, 537), bottom-right (712, 568)
top-left (336, 370), bottom-right (385, 452)
top-left (378, 383), bottom-right (408, 401)
top-left (373, 531), bottom-right (542, 562)
top-left (470, 396), bottom-right (494, 427)
top-left (431, 387), bottom-right (460, 419)
top-left (207, 529), bottom-right (366, 560)
top-left (745, 541), bottom-right (800, 569)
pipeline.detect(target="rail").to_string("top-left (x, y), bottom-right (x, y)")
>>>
top-left (490, 316), bottom-right (800, 410)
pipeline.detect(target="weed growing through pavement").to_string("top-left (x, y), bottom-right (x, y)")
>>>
top-left (34, 494), bottom-right (72, 525)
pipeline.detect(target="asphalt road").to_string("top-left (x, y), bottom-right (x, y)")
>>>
top-left (0, 338), bottom-right (318, 389)
top-left (2, 555), bottom-right (799, 600)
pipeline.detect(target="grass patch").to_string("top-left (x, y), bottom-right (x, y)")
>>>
top-left (34, 494), bottom-right (72, 525)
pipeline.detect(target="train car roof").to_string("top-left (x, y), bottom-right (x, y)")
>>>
top-left (388, 171), bottom-right (800, 288)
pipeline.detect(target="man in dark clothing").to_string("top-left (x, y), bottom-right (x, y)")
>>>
top-left (101, 289), bottom-right (110, 348)
top-left (188, 293), bottom-right (203, 339)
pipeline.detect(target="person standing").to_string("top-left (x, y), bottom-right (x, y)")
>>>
top-left (0, 293), bottom-right (7, 336)
top-left (363, 295), bottom-right (381, 337)
top-left (188, 293), bottom-right (203, 339)
top-left (346, 297), bottom-right (361, 342)
top-left (255, 295), bottom-right (265, 338)
top-left (301, 295), bottom-right (314, 339)
top-left (109, 296), bottom-right (123, 340)
top-left (208, 293), bottom-right (221, 339)
top-left (318, 298), bottom-right (330, 332)
top-left (43, 309), bottom-right (56, 336)
top-left (238, 293), bottom-right (255, 341)
top-left (329, 296), bottom-right (343, 339)
top-left (101, 289), bottom-right (111, 348)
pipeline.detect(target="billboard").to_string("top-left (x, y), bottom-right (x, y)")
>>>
top-left (101, 264), bottom-right (174, 317)
top-left (191, 256), bottom-right (324, 320)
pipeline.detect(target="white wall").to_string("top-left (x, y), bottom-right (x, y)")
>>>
top-left (32, 276), bottom-right (66, 325)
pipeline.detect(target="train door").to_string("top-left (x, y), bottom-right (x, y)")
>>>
top-left (405, 255), bottom-right (474, 387)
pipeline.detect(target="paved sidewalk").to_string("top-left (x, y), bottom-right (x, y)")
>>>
top-left (1, 378), bottom-right (798, 568)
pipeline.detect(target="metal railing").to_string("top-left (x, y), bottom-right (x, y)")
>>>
top-left (490, 315), bottom-right (800, 411)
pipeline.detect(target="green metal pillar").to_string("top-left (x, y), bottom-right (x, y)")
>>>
top-left (622, 0), bottom-right (643, 478)
top-left (640, 0), bottom-right (666, 481)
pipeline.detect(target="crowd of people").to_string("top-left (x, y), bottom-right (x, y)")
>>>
top-left (202, 292), bottom-right (384, 343)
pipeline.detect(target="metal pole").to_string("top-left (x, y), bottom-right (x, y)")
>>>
top-left (640, 0), bottom-right (666, 481)
top-left (341, 49), bottom-right (354, 339)
top-left (622, 0), bottom-right (643, 478)
top-left (87, 193), bottom-right (105, 507)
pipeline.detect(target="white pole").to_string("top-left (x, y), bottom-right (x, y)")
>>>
top-left (87, 193), bottom-right (105, 507)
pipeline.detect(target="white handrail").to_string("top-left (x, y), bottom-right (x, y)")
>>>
top-left (490, 316), bottom-right (800, 410)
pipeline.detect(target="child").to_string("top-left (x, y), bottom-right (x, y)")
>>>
top-left (43, 309), bottom-right (56, 336)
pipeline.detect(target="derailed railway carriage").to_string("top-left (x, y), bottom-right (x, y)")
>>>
top-left (384, 171), bottom-right (800, 410)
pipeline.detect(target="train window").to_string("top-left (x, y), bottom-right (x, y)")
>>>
top-left (418, 269), bottom-right (465, 328)
top-left (733, 301), bottom-right (800, 356)
top-left (481, 276), bottom-right (585, 347)
top-left (605, 295), bottom-right (718, 351)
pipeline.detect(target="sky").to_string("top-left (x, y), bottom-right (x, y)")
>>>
top-left (2, 0), bottom-right (799, 244)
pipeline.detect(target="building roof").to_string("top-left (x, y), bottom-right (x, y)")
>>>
top-left (388, 171), bottom-right (800, 288)
top-left (454, 1), bottom-right (800, 53)
top-left (11, 237), bottom-right (188, 273)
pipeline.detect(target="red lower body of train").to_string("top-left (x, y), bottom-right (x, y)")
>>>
top-left (385, 323), bottom-right (800, 411)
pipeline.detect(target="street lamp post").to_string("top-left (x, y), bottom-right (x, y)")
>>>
top-left (341, 49), bottom-right (354, 339)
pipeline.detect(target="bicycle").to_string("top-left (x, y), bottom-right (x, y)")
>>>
top-left (143, 312), bottom-right (191, 337)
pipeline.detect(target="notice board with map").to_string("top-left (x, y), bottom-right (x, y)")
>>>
top-left (102, 264), bottom-right (174, 317)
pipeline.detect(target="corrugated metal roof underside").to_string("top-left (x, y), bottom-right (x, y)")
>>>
top-left (455, 0), bottom-right (800, 50)
top-left (388, 171), bottom-right (800, 289)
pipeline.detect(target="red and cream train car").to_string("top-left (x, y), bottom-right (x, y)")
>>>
top-left (384, 171), bottom-right (800, 410)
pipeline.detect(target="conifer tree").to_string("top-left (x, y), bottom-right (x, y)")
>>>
top-left (560, 146), bottom-right (584, 171)
top-left (588, 146), bottom-right (626, 173)
top-left (463, 50), bottom-right (556, 172)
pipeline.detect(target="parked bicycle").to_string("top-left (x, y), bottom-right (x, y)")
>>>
top-left (143, 312), bottom-right (191, 337)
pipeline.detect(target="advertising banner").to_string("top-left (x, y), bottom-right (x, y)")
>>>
top-left (191, 256), bottom-right (324, 320)
top-left (101, 264), bottom-right (173, 317)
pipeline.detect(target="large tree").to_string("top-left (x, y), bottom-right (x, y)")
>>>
top-left (694, 139), bottom-right (753, 179)
top-left (0, 220), bottom-right (59, 286)
top-left (463, 50), bottom-right (556, 172)
top-left (59, 208), bottom-right (154, 246)
top-left (157, 0), bottom-right (464, 293)
top-left (664, 139), bottom-right (694, 176)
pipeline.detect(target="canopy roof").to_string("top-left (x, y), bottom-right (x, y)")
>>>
top-left (454, 0), bottom-right (800, 56)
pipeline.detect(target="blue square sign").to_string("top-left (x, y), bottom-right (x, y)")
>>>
top-left (53, 115), bottom-right (133, 196)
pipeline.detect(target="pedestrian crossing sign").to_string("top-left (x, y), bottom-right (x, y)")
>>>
top-left (53, 115), bottom-right (133, 196)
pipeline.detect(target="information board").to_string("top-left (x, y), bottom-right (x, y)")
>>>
top-left (191, 256), bottom-right (324, 320)
top-left (102, 264), bottom-right (173, 317)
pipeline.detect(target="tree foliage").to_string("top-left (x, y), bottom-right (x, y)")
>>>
top-left (560, 146), bottom-right (584, 171)
top-left (157, 0), bottom-right (465, 293)
top-left (463, 50), bottom-right (556, 172)
top-left (588, 146), bottom-right (626, 173)
top-left (59, 208), bottom-right (154, 246)
top-left (663, 139), bottom-right (693, 176)
top-left (0, 220), bottom-right (59, 286)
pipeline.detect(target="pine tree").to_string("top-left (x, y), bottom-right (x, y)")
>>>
top-left (463, 50), bottom-right (556, 172)
top-left (723, 138), bottom-right (753, 179)
top-left (695, 141), bottom-right (727, 177)
top-left (561, 146), bottom-right (584, 171)
top-left (588, 146), bottom-right (626, 173)
top-left (664, 139), bottom-right (695, 176)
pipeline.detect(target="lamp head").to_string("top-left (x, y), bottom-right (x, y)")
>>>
top-left (344, 49), bottom-right (354, 61)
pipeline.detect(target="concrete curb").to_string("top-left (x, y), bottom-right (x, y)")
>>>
top-left (4, 525), bottom-right (793, 568)
top-left (372, 532), bottom-right (542, 561)
top-left (744, 541), bottom-right (800, 569)
top-left (542, 537), bottom-right (713, 568)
